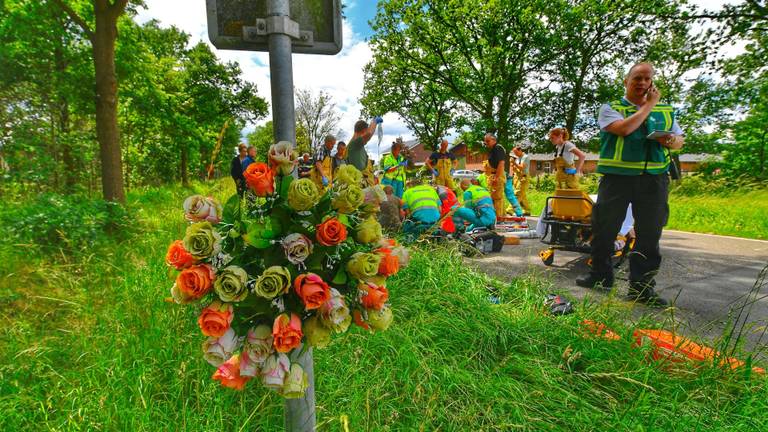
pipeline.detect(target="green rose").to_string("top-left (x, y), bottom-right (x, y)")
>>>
top-left (367, 306), bottom-right (393, 331)
top-left (332, 185), bottom-right (364, 214)
top-left (214, 265), bottom-right (249, 302)
top-left (253, 266), bottom-right (292, 299)
top-left (347, 252), bottom-right (381, 280)
top-left (287, 178), bottom-right (320, 211)
top-left (303, 315), bottom-right (331, 348)
top-left (334, 165), bottom-right (362, 187)
top-left (355, 216), bottom-right (383, 244)
top-left (183, 221), bottom-right (222, 260)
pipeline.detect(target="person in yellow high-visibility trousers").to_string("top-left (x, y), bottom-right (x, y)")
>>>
top-left (511, 143), bottom-right (532, 215)
top-left (311, 135), bottom-right (337, 190)
top-left (549, 127), bottom-right (585, 190)
top-left (484, 133), bottom-right (523, 218)
top-left (380, 141), bottom-right (407, 198)
top-left (425, 139), bottom-right (457, 190)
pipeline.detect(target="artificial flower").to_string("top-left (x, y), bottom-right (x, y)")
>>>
top-left (239, 349), bottom-right (262, 378)
top-left (287, 178), bottom-right (320, 211)
top-left (352, 310), bottom-right (370, 330)
top-left (171, 264), bottom-right (215, 304)
top-left (303, 315), bottom-right (331, 348)
top-left (262, 353), bottom-right (290, 390)
top-left (334, 164), bottom-right (362, 187)
top-left (366, 306), bottom-right (393, 331)
top-left (198, 300), bottom-right (234, 337)
top-left (213, 265), bottom-right (249, 303)
top-left (183, 195), bottom-right (222, 224)
top-left (183, 221), bottom-right (222, 260)
top-left (294, 273), bottom-right (331, 310)
top-left (377, 251), bottom-right (399, 277)
top-left (332, 184), bottom-right (364, 214)
top-left (355, 216), bottom-right (382, 244)
top-left (212, 354), bottom-right (250, 390)
top-left (282, 363), bottom-right (309, 398)
top-left (272, 313), bottom-right (303, 353)
top-left (360, 282), bottom-right (389, 310)
top-left (165, 240), bottom-right (197, 270)
top-left (318, 288), bottom-right (351, 333)
top-left (243, 325), bottom-right (274, 365)
top-left (282, 233), bottom-right (313, 265)
top-left (347, 252), bottom-right (382, 280)
top-left (315, 217), bottom-right (347, 246)
top-left (268, 141), bottom-right (297, 176)
top-left (203, 328), bottom-right (242, 367)
top-left (253, 266), bottom-right (292, 299)
top-left (244, 162), bottom-right (275, 196)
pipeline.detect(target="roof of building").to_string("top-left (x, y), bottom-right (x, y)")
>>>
top-left (379, 139), bottom-right (421, 156)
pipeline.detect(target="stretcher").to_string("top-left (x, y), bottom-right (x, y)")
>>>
top-left (537, 189), bottom-right (634, 266)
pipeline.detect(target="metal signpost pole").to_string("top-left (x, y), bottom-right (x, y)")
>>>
top-left (265, 1), bottom-right (315, 430)
top-left (267, 0), bottom-right (296, 145)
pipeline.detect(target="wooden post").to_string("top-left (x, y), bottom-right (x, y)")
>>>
top-left (284, 346), bottom-right (316, 431)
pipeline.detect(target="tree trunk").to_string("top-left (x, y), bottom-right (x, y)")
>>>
top-left (54, 11), bottom-right (77, 192)
top-left (566, 57), bottom-right (590, 134)
top-left (93, 0), bottom-right (125, 203)
top-left (181, 144), bottom-right (189, 187)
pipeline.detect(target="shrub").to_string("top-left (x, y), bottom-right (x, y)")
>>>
top-left (0, 193), bottom-right (132, 253)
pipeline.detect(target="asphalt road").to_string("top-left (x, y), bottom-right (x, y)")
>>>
top-left (468, 221), bottom-right (768, 355)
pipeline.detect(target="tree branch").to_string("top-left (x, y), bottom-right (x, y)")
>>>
top-left (50, 0), bottom-right (94, 41)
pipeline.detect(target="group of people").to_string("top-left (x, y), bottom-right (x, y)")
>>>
top-left (230, 61), bottom-right (683, 306)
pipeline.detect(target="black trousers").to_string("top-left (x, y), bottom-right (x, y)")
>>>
top-left (590, 174), bottom-right (669, 283)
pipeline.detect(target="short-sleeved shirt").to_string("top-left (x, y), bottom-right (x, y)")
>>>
top-left (429, 151), bottom-right (455, 164)
top-left (332, 156), bottom-right (346, 172)
top-left (515, 154), bottom-right (531, 176)
top-left (598, 101), bottom-right (683, 134)
top-left (297, 160), bottom-right (312, 178)
top-left (347, 136), bottom-right (368, 171)
top-left (487, 144), bottom-right (510, 175)
top-left (554, 141), bottom-right (577, 165)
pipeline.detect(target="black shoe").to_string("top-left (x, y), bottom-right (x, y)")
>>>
top-left (628, 281), bottom-right (668, 307)
top-left (576, 273), bottom-right (614, 290)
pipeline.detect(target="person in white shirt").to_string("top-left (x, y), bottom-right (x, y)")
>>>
top-left (549, 127), bottom-right (586, 189)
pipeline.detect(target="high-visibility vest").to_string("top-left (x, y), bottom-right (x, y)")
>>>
top-left (597, 98), bottom-right (674, 175)
top-left (403, 185), bottom-right (440, 212)
top-left (465, 185), bottom-right (492, 208)
top-left (381, 153), bottom-right (406, 181)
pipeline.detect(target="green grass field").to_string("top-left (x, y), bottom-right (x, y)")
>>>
top-left (1, 182), bottom-right (766, 431)
top-left (527, 188), bottom-right (768, 240)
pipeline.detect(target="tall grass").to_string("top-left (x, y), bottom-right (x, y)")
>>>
top-left (1, 181), bottom-right (766, 431)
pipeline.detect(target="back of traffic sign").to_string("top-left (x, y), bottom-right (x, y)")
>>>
top-left (206, 0), bottom-right (343, 54)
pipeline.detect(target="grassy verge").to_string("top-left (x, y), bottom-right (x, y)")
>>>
top-left (527, 188), bottom-right (768, 240)
top-left (1, 182), bottom-right (766, 431)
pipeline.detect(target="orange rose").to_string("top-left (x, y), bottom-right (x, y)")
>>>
top-left (212, 354), bottom-right (251, 390)
top-left (360, 282), bottom-right (389, 310)
top-left (352, 310), bottom-right (370, 330)
top-left (198, 300), bottom-right (234, 337)
top-left (272, 313), bottom-right (303, 353)
top-left (166, 240), bottom-right (197, 269)
top-left (294, 273), bottom-right (331, 310)
top-left (243, 162), bottom-right (275, 196)
top-left (377, 251), bottom-right (399, 277)
top-left (316, 218), bottom-right (347, 246)
top-left (172, 264), bottom-right (215, 304)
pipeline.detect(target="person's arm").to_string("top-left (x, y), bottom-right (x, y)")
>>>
top-left (603, 87), bottom-right (661, 137)
top-left (495, 159), bottom-right (505, 187)
top-left (425, 156), bottom-right (435, 171)
top-left (361, 119), bottom-right (379, 144)
top-left (230, 157), bottom-right (241, 180)
top-left (571, 147), bottom-right (586, 174)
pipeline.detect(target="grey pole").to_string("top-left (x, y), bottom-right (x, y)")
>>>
top-left (266, 1), bottom-right (315, 431)
top-left (268, 0), bottom-right (296, 145)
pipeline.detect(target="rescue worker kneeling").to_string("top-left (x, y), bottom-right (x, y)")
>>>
top-left (453, 179), bottom-right (496, 232)
top-left (401, 177), bottom-right (442, 238)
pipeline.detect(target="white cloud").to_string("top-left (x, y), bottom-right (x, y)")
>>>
top-left (135, 0), bottom-right (413, 162)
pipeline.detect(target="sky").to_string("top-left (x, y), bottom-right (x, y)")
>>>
top-left (135, 0), bottom-right (740, 161)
